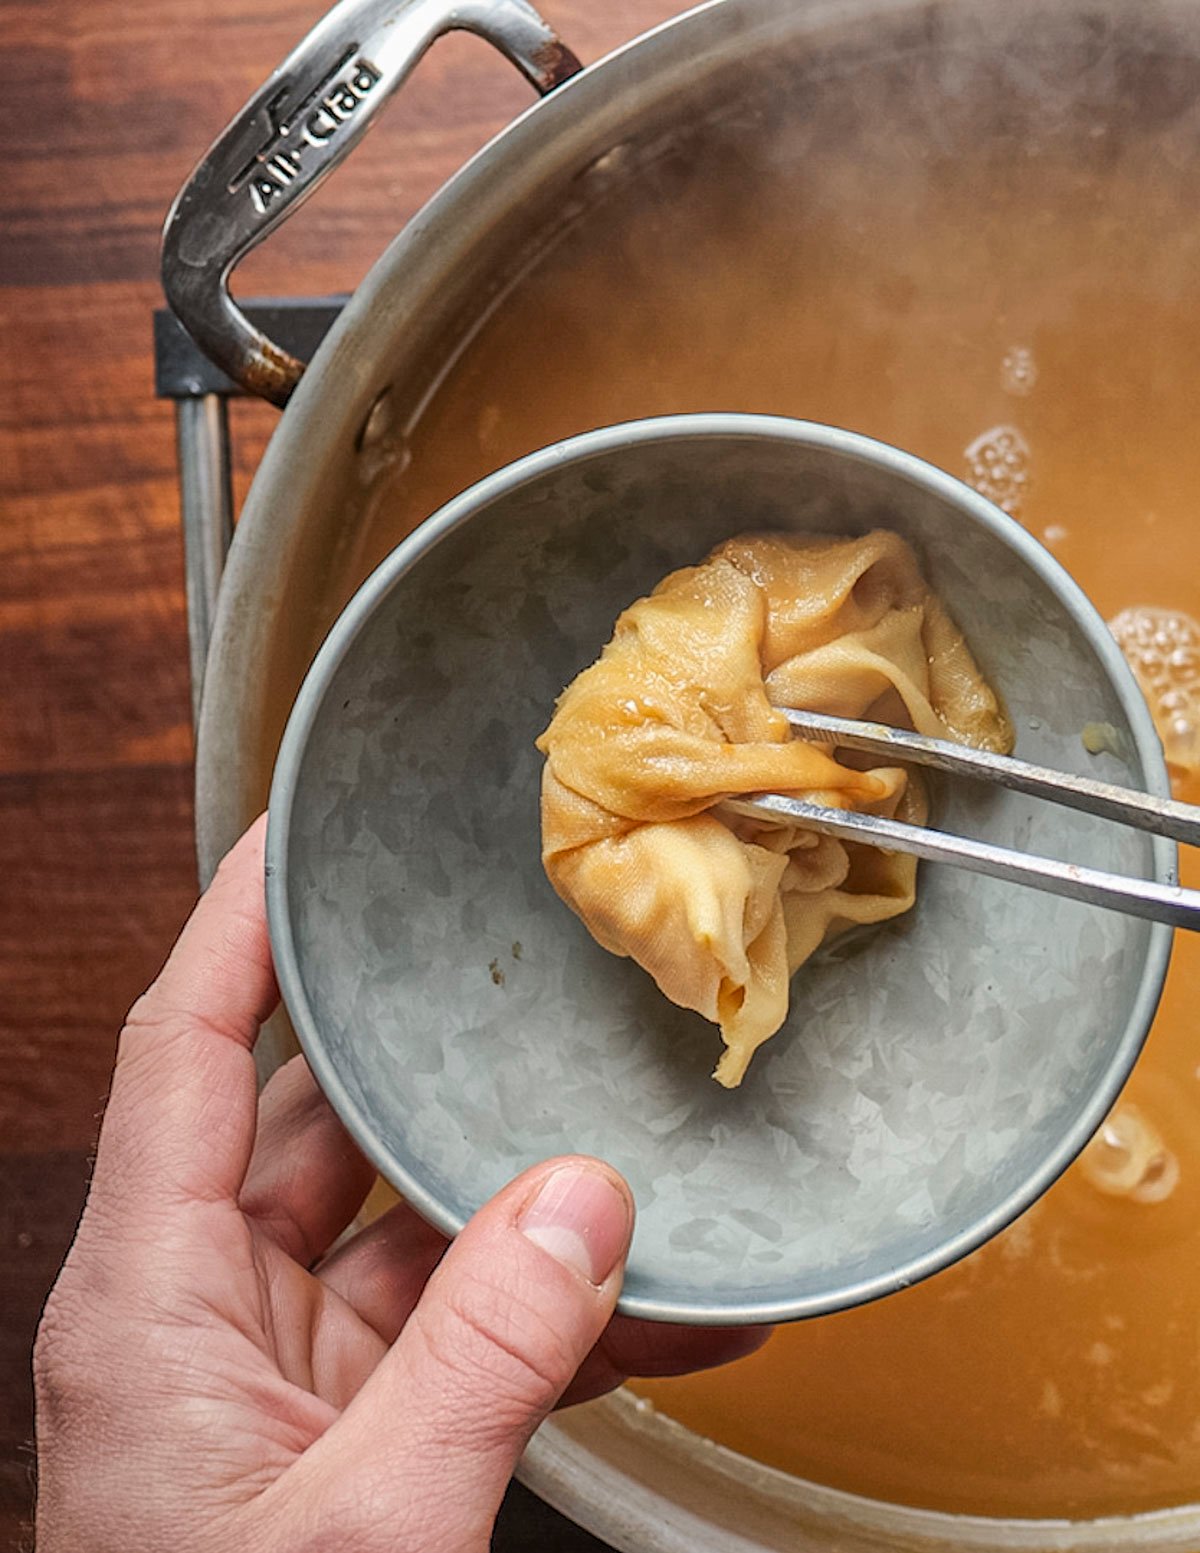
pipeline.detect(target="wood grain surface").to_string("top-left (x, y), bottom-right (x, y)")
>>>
top-left (0, 1), bottom-right (683, 1544)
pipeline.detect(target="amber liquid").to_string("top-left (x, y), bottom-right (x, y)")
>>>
top-left (338, 94), bottom-right (1200, 1520)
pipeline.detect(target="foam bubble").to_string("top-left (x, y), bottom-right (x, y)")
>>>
top-left (1080, 1102), bottom-right (1179, 1205)
top-left (964, 425), bottom-right (1031, 517)
top-left (1109, 605), bottom-right (1200, 772)
top-left (1001, 345), bottom-right (1038, 396)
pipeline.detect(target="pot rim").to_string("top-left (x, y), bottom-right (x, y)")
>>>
top-left (195, 0), bottom-right (1200, 1535)
top-left (523, 1386), bottom-right (1200, 1553)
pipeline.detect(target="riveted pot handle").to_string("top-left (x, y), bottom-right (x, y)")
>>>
top-left (161, 0), bottom-right (581, 406)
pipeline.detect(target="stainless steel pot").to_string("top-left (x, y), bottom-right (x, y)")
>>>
top-left (165, 0), bottom-right (1200, 1544)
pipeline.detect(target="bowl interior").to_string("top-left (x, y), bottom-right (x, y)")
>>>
top-left (268, 419), bottom-right (1170, 1323)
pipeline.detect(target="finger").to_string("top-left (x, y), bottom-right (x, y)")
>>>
top-left (126, 813), bottom-right (276, 1050)
top-left (240, 1056), bottom-right (376, 1266)
top-left (557, 1317), bottom-right (773, 1409)
top-left (315, 1199), bottom-right (448, 1341)
top-left (98, 815), bottom-right (277, 1213)
top-left (311, 1213), bottom-right (766, 1406)
top-left (281, 1157), bottom-right (634, 1552)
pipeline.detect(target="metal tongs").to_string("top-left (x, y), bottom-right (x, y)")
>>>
top-left (724, 712), bottom-right (1200, 930)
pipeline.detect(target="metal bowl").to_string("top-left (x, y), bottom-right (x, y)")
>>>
top-left (265, 413), bottom-right (1172, 1325)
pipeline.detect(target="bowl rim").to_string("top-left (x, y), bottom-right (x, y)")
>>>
top-left (265, 411), bottom-right (1175, 1325)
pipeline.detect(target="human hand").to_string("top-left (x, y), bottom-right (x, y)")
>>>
top-left (34, 817), bottom-right (768, 1551)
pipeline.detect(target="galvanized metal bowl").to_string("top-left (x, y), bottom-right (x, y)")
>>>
top-left (264, 413), bottom-right (1172, 1325)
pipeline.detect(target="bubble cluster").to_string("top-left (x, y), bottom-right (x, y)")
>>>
top-left (963, 425), bottom-right (1031, 517)
top-left (1109, 605), bottom-right (1200, 772)
top-left (1079, 1102), bottom-right (1179, 1204)
top-left (1001, 345), bottom-right (1038, 396)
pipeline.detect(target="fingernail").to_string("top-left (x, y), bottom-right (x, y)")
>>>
top-left (518, 1164), bottom-right (632, 1286)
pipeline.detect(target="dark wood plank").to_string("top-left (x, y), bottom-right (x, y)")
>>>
top-left (0, 0), bottom-right (685, 1545)
top-left (0, 1154), bottom-right (93, 1553)
top-left (0, 768), bottom-right (197, 1152)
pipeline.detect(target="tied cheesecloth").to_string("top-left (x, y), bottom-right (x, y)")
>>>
top-left (537, 532), bottom-right (1013, 1086)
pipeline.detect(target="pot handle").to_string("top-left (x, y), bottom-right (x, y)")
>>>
top-left (161, 0), bottom-right (581, 407)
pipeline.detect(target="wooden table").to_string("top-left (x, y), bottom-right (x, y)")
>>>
top-left (0, 1), bottom-right (682, 1543)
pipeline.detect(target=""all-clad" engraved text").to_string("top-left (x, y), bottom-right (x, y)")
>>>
top-left (250, 57), bottom-right (382, 215)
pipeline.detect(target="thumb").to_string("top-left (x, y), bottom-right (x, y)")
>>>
top-left (288, 1157), bottom-right (634, 1552)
